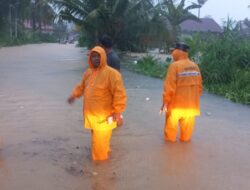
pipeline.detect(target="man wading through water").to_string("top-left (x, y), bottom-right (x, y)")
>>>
top-left (68, 46), bottom-right (127, 161)
top-left (161, 42), bottom-right (203, 142)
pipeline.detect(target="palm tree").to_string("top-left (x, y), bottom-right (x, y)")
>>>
top-left (156, 0), bottom-right (201, 43)
top-left (114, 0), bottom-right (161, 51)
top-left (0, 0), bottom-right (31, 38)
top-left (31, 0), bottom-right (55, 32)
top-left (53, 0), bottom-right (161, 50)
top-left (53, 0), bottom-right (203, 50)
top-left (0, 0), bottom-right (56, 44)
top-left (53, 0), bottom-right (104, 46)
top-left (197, 0), bottom-right (207, 18)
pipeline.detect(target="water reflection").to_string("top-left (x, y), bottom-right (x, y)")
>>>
top-left (0, 152), bottom-right (10, 190)
top-left (83, 160), bottom-right (117, 190)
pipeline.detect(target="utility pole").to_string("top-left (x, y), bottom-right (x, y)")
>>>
top-left (15, 6), bottom-right (17, 38)
top-left (31, 0), bottom-right (36, 32)
top-left (9, 3), bottom-right (12, 39)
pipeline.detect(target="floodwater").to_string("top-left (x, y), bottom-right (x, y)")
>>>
top-left (0, 44), bottom-right (249, 190)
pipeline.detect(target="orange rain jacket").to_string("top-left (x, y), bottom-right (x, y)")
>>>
top-left (163, 49), bottom-right (203, 117)
top-left (71, 46), bottom-right (127, 130)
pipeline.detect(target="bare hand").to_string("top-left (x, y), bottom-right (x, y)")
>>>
top-left (112, 113), bottom-right (123, 127)
top-left (67, 96), bottom-right (75, 104)
top-left (160, 104), bottom-right (167, 114)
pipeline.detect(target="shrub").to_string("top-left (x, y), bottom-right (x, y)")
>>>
top-left (134, 55), bottom-right (168, 79)
top-left (205, 39), bottom-right (249, 104)
top-left (188, 32), bottom-right (250, 105)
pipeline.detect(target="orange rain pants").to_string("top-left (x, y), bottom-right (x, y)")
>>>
top-left (164, 113), bottom-right (195, 142)
top-left (91, 129), bottom-right (112, 161)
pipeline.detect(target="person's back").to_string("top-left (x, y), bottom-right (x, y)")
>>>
top-left (107, 50), bottom-right (120, 71)
top-left (169, 55), bottom-right (202, 116)
top-left (162, 42), bottom-right (202, 142)
top-left (99, 35), bottom-right (120, 71)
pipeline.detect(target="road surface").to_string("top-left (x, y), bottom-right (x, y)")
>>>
top-left (0, 44), bottom-right (249, 190)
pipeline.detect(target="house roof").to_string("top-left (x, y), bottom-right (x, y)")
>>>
top-left (180, 18), bottom-right (223, 33)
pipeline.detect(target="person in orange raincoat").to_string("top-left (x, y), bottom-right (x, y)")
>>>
top-left (161, 42), bottom-right (203, 142)
top-left (67, 46), bottom-right (127, 161)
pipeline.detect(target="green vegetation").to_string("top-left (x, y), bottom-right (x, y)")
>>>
top-left (1, 1), bottom-right (248, 105)
top-left (128, 21), bottom-right (250, 105)
top-left (54, 0), bottom-right (201, 51)
top-left (1, 0), bottom-right (203, 48)
top-left (0, 32), bottom-right (58, 46)
top-left (0, 0), bottom-right (58, 46)
top-left (133, 55), bottom-right (169, 79)
top-left (190, 19), bottom-right (250, 105)
top-left (199, 34), bottom-right (250, 105)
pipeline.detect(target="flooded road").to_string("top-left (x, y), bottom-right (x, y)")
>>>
top-left (0, 44), bottom-right (249, 190)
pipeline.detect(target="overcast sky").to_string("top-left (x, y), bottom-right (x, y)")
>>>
top-left (190, 0), bottom-right (250, 24)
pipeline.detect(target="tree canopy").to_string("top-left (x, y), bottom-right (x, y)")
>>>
top-left (53, 0), bottom-right (202, 50)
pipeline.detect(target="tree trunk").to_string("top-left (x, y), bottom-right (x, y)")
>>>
top-left (32, 7), bottom-right (36, 31)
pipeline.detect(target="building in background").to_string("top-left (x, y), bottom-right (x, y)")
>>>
top-left (180, 18), bottom-right (223, 36)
